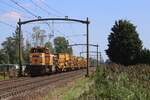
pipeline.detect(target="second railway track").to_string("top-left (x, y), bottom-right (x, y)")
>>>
top-left (0, 68), bottom-right (92, 100)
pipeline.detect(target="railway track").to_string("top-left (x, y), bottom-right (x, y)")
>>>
top-left (0, 68), bottom-right (94, 100)
top-left (0, 77), bottom-right (31, 86)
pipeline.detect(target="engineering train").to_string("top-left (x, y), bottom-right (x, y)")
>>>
top-left (25, 46), bottom-right (87, 76)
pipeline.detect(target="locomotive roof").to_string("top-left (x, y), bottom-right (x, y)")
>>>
top-left (31, 46), bottom-right (49, 50)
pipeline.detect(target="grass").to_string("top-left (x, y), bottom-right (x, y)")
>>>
top-left (0, 75), bottom-right (9, 80)
top-left (43, 64), bottom-right (150, 100)
top-left (44, 77), bottom-right (94, 100)
top-left (0, 73), bottom-right (9, 80)
top-left (78, 64), bottom-right (150, 100)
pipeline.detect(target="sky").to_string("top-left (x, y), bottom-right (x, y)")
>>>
top-left (0, 0), bottom-right (150, 61)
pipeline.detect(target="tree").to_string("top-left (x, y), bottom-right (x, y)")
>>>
top-left (32, 26), bottom-right (46, 47)
top-left (105, 59), bottom-right (112, 64)
top-left (0, 26), bottom-right (23, 64)
top-left (106, 20), bottom-right (142, 65)
top-left (1, 36), bottom-right (18, 64)
top-left (15, 26), bottom-right (24, 64)
top-left (23, 40), bottom-right (31, 64)
top-left (137, 48), bottom-right (150, 64)
top-left (54, 36), bottom-right (73, 54)
top-left (45, 41), bottom-right (54, 53)
top-left (0, 49), bottom-right (7, 64)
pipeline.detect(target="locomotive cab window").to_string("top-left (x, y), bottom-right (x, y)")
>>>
top-left (30, 48), bottom-right (45, 53)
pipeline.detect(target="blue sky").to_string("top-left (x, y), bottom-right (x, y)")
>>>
top-left (0, 0), bottom-right (150, 61)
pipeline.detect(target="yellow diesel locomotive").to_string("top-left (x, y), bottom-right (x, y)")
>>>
top-left (25, 47), bottom-right (87, 76)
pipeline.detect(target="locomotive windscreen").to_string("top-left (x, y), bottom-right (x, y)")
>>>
top-left (30, 48), bottom-right (49, 53)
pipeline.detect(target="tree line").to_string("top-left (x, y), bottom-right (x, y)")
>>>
top-left (0, 26), bottom-right (72, 64)
top-left (1, 20), bottom-right (150, 66)
top-left (106, 20), bottom-right (150, 65)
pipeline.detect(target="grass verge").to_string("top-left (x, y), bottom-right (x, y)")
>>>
top-left (0, 75), bottom-right (9, 80)
top-left (78, 64), bottom-right (150, 100)
top-left (44, 64), bottom-right (150, 100)
top-left (43, 77), bottom-right (94, 100)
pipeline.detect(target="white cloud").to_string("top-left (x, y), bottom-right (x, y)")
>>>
top-left (0, 11), bottom-right (22, 22)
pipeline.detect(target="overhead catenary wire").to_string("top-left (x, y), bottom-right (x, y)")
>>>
top-left (0, 0), bottom-right (34, 45)
top-left (7, 0), bottom-right (52, 44)
top-left (1, 1), bottom-right (87, 61)
top-left (0, 20), bottom-right (16, 28)
top-left (38, 0), bottom-right (76, 38)
top-left (8, 0), bottom-right (53, 39)
top-left (51, 20), bottom-right (84, 45)
top-left (30, 0), bottom-right (65, 37)
top-left (0, 8), bottom-right (29, 19)
top-left (0, 20), bottom-right (32, 45)
top-left (11, 0), bottom-right (58, 36)
top-left (9, 0), bottom-right (39, 18)
top-left (1, 0), bottom-right (24, 13)
top-left (0, 0), bottom-right (76, 47)
top-left (0, 0), bottom-right (31, 19)
top-left (7, 0), bottom-right (82, 45)
top-left (7, 0), bottom-right (73, 32)
top-left (0, 20), bottom-right (32, 35)
top-left (65, 34), bottom-right (86, 38)
top-left (39, 0), bottom-right (64, 16)
top-left (30, 0), bottom-right (58, 17)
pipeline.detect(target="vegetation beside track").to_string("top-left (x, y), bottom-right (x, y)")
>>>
top-left (78, 64), bottom-right (150, 100)
top-left (0, 74), bottom-right (9, 80)
top-left (43, 77), bottom-right (94, 100)
top-left (0, 76), bottom-right (6, 80)
top-left (43, 64), bottom-right (150, 100)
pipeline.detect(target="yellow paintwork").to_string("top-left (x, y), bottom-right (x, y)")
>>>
top-left (29, 47), bottom-right (87, 71)
top-left (30, 53), bottom-right (45, 65)
top-left (30, 47), bottom-right (54, 66)
top-left (57, 53), bottom-right (70, 70)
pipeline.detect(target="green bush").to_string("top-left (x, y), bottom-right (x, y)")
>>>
top-left (78, 64), bottom-right (150, 100)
